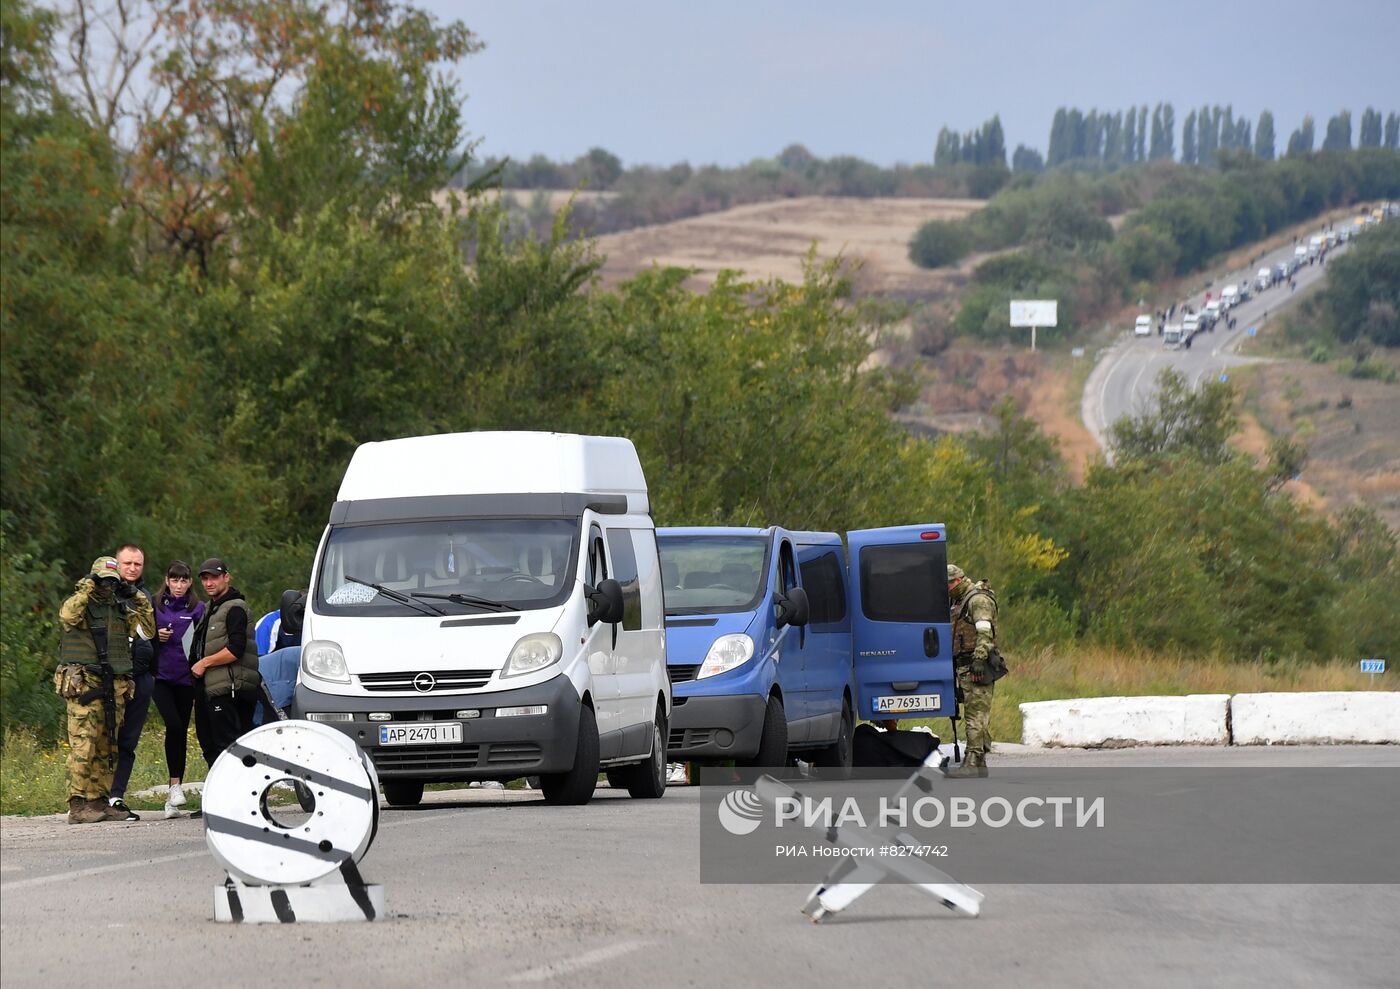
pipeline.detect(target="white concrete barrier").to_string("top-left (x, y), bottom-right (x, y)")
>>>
top-left (1230, 691), bottom-right (1400, 745)
top-left (1020, 694), bottom-right (1231, 747)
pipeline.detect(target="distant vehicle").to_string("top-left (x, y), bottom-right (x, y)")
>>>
top-left (1272, 262), bottom-right (1288, 285)
top-left (1307, 235), bottom-right (1325, 260)
top-left (1134, 314), bottom-right (1153, 337)
top-left (1256, 267), bottom-right (1273, 291)
top-left (1220, 284), bottom-right (1239, 309)
top-left (1183, 312), bottom-right (1201, 339)
top-left (1204, 299), bottom-right (1223, 325)
top-left (1237, 283), bottom-right (1251, 303)
top-left (1294, 245), bottom-right (1309, 266)
top-left (1163, 323), bottom-right (1184, 349)
top-left (1337, 227), bottom-right (1351, 243)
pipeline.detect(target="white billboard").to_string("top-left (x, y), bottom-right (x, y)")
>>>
top-left (1010, 300), bottom-right (1058, 327)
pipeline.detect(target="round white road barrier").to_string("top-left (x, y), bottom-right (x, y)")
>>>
top-left (203, 720), bottom-right (380, 886)
top-left (1020, 694), bottom-right (1231, 747)
top-left (1231, 691), bottom-right (1400, 745)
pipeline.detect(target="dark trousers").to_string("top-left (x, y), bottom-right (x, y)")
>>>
top-left (110, 672), bottom-right (153, 798)
top-left (202, 693), bottom-right (256, 764)
top-left (151, 679), bottom-right (196, 780)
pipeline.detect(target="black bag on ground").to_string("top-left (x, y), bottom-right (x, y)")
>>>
top-left (852, 724), bottom-right (939, 768)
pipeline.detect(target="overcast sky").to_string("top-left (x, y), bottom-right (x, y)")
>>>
top-left (427, 0), bottom-right (1400, 168)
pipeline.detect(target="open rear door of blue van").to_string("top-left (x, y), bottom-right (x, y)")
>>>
top-left (846, 525), bottom-right (953, 722)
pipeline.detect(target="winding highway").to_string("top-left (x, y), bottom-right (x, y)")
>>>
top-left (1083, 223), bottom-right (1357, 456)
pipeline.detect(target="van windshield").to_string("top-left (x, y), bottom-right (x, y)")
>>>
top-left (316, 519), bottom-right (578, 616)
top-left (659, 535), bottom-right (769, 615)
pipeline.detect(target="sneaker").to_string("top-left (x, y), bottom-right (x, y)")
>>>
top-left (163, 799), bottom-right (182, 819)
top-left (104, 797), bottom-right (140, 821)
top-left (168, 783), bottom-right (188, 808)
top-left (666, 763), bottom-right (688, 785)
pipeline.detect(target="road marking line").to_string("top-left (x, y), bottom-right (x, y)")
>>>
top-left (0, 850), bottom-right (207, 890)
top-left (0, 809), bottom-right (477, 890)
top-left (507, 940), bottom-right (651, 984)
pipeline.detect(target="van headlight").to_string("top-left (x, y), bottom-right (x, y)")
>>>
top-left (502, 632), bottom-right (562, 678)
top-left (301, 640), bottom-right (349, 683)
top-left (697, 634), bottom-right (754, 679)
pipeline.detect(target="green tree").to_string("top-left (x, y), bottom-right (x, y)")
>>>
top-left (1322, 111), bottom-right (1353, 151)
top-left (1108, 369), bottom-right (1238, 465)
top-left (1386, 112), bottom-right (1399, 149)
top-left (1286, 114), bottom-right (1315, 156)
top-left (1181, 109), bottom-right (1198, 164)
top-left (1358, 108), bottom-right (1383, 148)
top-left (1255, 110), bottom-right (1276, 160)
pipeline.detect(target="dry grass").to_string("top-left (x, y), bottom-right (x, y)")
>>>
top-left (592, 195), bottom-right (985, 294)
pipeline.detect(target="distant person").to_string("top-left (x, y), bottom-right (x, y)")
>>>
top-left (189, 559), bottom-right (262, 761)
top-left (151, 560), bottom-right (205, 818)
top-left (54, 557), bottom-right (154, 823)
top-left (107, 543), bottom-right (157, 820)
top-left (944, 565), bottom-right (1005, 779)
top-left (254, 589), bottom-right (307, 725)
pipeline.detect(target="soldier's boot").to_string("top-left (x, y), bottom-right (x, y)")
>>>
top-left (68, 796), bottom-right (106, 824)
top-left (944, 751), bottom-right (990, 779)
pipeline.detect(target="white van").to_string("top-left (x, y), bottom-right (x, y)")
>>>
top-left (1220, 284), bottom-right (1239, 310)
top-left (1134, 314), bottom-right (1153, 337)
top-left (293, 432), bottom-right (670, 807)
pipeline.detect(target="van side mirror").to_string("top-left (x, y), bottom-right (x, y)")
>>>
top-left (587, 578), bottom-right (625, 626)
top-left (775, 586), bottom-right (810, 629)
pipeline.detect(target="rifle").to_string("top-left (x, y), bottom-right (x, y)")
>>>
top-left (78, 613), bottom-right (119, 770)
top-left (948, 680), bottom-right (965, 766)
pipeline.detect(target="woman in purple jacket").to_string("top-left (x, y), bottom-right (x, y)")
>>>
top-left (152, 560), bottom-right (205, 818)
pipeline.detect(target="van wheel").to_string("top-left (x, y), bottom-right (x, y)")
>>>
top-left (739, 695), bottom-right (788, 769)
top-left (382, 780), bottom-right (424, 807)
top-left (813, 699), bottom-right (853, 776)
top-left (617, 707), bottom-right (667, 799)
top-left (541, 705), bottom-right (599, 806)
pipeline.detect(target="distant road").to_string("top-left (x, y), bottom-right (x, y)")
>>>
top-left (1083, 228), bottom-right (1351, 456)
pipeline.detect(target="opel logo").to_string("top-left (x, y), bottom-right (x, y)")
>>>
top-left (412, 672), bottom-right (436, 693)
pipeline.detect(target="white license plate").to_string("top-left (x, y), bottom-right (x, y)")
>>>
top-left (378, 722), bottom-right (463, 746)
top-left (874, 694), bottom-right (940, 714)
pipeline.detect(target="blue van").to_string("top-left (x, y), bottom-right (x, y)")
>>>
top-left (658, 524), bottom-right (954, 768)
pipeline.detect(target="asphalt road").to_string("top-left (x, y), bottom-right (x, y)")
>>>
top-left (3, 745), bottom-right (1397, 988)
top-left (1083, 226), bottom-right (1355, 455)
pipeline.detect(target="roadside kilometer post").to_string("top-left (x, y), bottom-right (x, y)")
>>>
top-left (1360, 658), bottom-right (1385, 683)
top-left (752, 747), bottom-right (984, 923)
top-left (204, 720), bottom-right (384, 923)
top-left (1010, 299), bottom-right (1057, 352)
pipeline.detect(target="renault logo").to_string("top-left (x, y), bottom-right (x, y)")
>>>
top-left (412, 672), bottom-right (436, 693)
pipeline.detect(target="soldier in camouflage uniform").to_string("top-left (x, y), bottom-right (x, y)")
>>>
top-left (54, 557), bottom-right (155, 823)
top-left (946, 564), bottom-right (1001, 779)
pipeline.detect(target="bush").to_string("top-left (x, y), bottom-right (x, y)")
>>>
top-left (908, 219), bottom-right (972, 268)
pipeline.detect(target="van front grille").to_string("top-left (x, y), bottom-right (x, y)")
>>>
top-left (358, 668), bottom-right (495, 692)
top-left (668, 664), bottom-right (701, 684)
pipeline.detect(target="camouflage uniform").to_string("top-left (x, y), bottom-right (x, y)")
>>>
top-left (54, 557), bottom-right (153, 823)
top-left (948, 564), bottom-right (999, 777)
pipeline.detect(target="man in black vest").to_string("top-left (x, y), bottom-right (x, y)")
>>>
top-left (190, 558), bottom-right (262, 761)
top-left (55, 556), bottom-right (155, 823)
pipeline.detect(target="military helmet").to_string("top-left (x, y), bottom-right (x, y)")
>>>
top-left (947, 564), bottom-right (965, 583)
top-left (90, 556), bottom-right (122, 581)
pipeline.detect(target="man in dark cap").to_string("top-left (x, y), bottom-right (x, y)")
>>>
top-left (189, 558), bottom-right (262, 761)
top-left (55, 556), bottom-right (155, 823)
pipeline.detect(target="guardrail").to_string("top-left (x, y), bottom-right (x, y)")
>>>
top-left (1021, 691), bottom-right (1399, 746)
